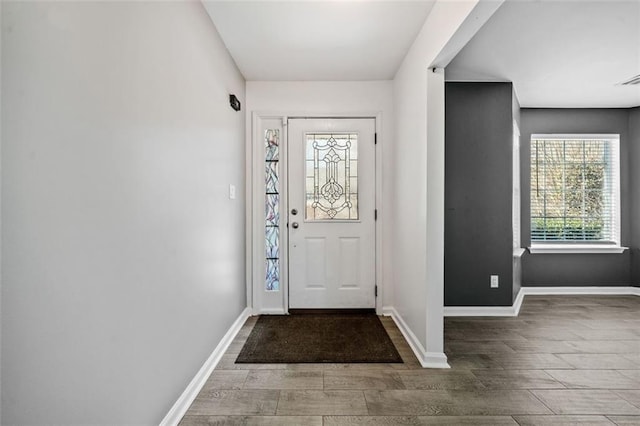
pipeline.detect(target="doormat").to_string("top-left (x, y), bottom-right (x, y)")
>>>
top-left (236, 314), bottom-right (402, 363)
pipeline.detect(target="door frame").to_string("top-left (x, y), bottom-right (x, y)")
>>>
top-left (248, 112), bottom-right (384, 315)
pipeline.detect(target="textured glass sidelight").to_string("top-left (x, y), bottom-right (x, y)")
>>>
top-left (305, 133), bottom-right (358, 220)
top-left (265, 259), bottom-right (279, 293)
top-left (265, 162), bottom-right (279, 194)
top-left (265, 129), bottom-right (280, 291)
top-left (265, 224), bottom-right (279, 259)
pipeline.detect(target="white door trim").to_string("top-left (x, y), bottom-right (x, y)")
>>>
top-left (248, 112), bottom-right (384, 315)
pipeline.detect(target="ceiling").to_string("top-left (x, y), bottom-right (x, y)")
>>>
top-left (203, 1), bottom-right (435, 81)
top-left (204, 0), bottom-right (640, 108)
top-left (446, 0), bottom-right (640, 108)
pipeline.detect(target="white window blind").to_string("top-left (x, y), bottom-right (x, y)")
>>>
top-left (530, 134), bottom-right (620, 245)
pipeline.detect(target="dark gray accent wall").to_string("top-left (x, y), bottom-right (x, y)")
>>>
top-left (445, 82), bottom-right (515, 306)
top-left (520, 109), bottom-right (632, 286)
top-left (630, 107), bottom-right (640, 286)
top-left (523, 254), bottom-right (631, 286)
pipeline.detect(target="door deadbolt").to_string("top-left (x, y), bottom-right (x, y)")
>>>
top-left (291, 209), bottom-right (298, 215)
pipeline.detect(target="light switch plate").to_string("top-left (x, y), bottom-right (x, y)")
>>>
top-left (229, 184), bottom-right (236, 200)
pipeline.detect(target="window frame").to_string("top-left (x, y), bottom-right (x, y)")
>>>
top-left (528, 133), bottom-right (625, 254)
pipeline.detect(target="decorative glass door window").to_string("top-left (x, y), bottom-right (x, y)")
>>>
top-left (305, 133), bottom-right (358, 220)
top-left (265, 129), bottom-right (280, 291)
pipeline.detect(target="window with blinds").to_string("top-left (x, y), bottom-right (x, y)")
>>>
top-left (530, 134), bottom-right (620, 245)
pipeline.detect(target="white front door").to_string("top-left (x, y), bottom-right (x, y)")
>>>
top-left (287, 118), bottom-right (376, 309)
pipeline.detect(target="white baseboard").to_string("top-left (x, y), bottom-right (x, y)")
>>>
top-left (257, 308), bottom-right (287, 315)
top-left (513, 288), bottom-right (526, 314)
top-left (382, 306), bottom-right (449, 369)
top-left (160, 307), bottom-right (252, 426)
top-left (522, 286), bottom-right (639, 296)
top-left (422, 352), bottom-right (450, 368)
top-left (445, 286), bottom-right (638, 317)
top-left (444, 305), bottom-right (517, 317)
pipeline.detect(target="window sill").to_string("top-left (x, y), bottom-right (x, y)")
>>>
top-left (529, 245), bottom-right (627, 254)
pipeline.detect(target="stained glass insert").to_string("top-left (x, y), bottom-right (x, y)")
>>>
top-left (266, 259), bottom-right (279, 292)
top-left (265, 129), bottom-right (280, 291)
top-left (266, 161), bottom-right (279, 194)
top-left (266, 130), bottom-right (279, 161)
top-left (265, 223), bottom-right (279, 259)
top-left (265, 193), bottom-right (279, 227)
top-left (305, 133), bottom-right (358, 220)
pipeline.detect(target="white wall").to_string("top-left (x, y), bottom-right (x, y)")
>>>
top-left (391, 0), bottom-right (482, 366)
top-left (1, 2), bottom-right (246, 424)
top-left (246, 81), bottom-right (394, 311)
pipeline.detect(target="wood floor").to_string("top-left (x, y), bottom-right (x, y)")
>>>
top-left (180, 295), bottom-right (640, 425)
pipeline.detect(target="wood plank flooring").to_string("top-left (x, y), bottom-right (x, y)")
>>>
top-left (180, 295), bottom-right (640, 425)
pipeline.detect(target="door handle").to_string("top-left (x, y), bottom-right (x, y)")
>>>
top-left (292, 222), bottom-right (299, 229)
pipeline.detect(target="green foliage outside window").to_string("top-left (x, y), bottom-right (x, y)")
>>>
top-left (531, 218), bottom-right (603, 241)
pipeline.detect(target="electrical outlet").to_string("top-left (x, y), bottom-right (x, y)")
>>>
top-left (491, 275), bottom-right (499, 288)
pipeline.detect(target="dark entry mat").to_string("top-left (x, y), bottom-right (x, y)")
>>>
top-left (236, 314), bottom-right (402, 363)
